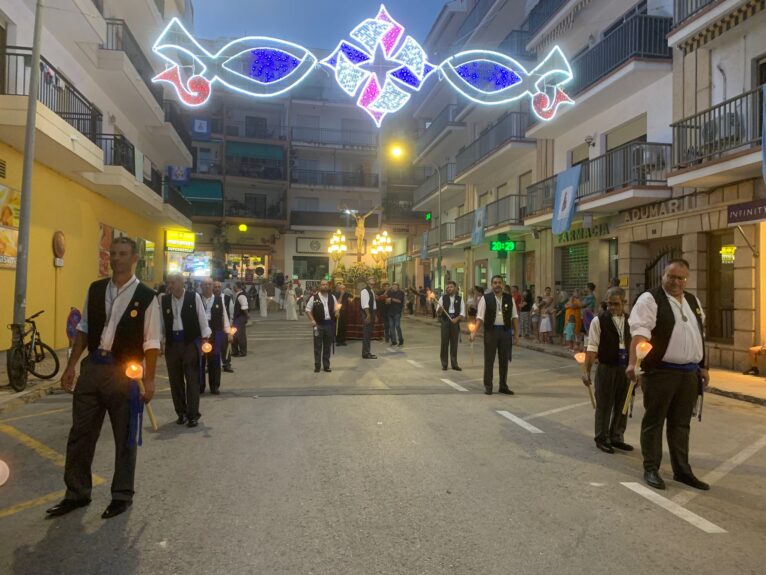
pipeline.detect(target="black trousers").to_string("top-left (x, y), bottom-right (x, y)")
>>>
top-left (336, 312), bottom-right (348, 344)
top-left (314, 323), bottom-right (334, 369)
top-left (594, 362), bottom-right (629, 444)
top-left (440, 319), bottom-right (460, 368)
top-left (232, 315), bottom-right (247, 355)
top-left (64, 358), bottom-right (137, 502)
top-left (221, 336), bottom-right (232, 369)
top-left (484, 326), bottom-right (511, 391)
top-left (200, 331), bottom-right (224, 392)
top-left (166, 340), bottom-right (201, 419)
top-left (362, 320), bottom-right (373, 356)
top-left (640, 368), bottom-right (698, 476)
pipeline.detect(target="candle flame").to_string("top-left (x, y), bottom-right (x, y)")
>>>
top-left (230, 327), bottom-right (237, 335)
top-left (574, 352), bottom-right (586, 364)
top-left (468, 323), bottom-right (476, 334)
top-left (201, 342), bottom-right (213, 353)
top-left (125, 362), bottom-right (143, 380)
top-left (636, 342), bottom-right (653, 359)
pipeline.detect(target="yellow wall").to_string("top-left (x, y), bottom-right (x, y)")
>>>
top-left (0, 142), bottom-right (167, 350)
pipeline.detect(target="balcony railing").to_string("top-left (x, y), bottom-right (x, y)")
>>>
top-left (456, 112), bottom-right (530, 175)
top-left (3, 47), bottom-right (103, 144)
top-left (416, 104), bottom-right (465, 156)
top-left (226, 157), bottom-right (286, 180)
top-left (188, 200), bottom-right (224, 218)
top-left (456, 0), bottom-right (495, 42)
top-left (497, 30), bottom-right (534, 61)
top-left (91, 0), bottom-right (104, 15)
top-left (674, 0), bottom-right (717, 25)
top-left (290, 210), bottom-right (380, 228)
top-left (103, 19), bottom-right (164, 107)
top-left (163, 101), bottom-right (193, 153)
top-left (567, 15), bottom-right (672, 97)
top-left (455, 212), bottom-right (474, 238)
top-left (291, 127), bottom-right (377, 149)
top-left (526, 0), bottom-right (567, 36)
top-left (166, 185), bottom-right (194, 219)
top-left (671, 87), bottom-right (763, 169)
top-left (96, 134), bottom-right (135, 174)
top-left (225, 199), bottom-right (286, 220)
top-left (413, 163), bottom-right (458, 205)
top-left (386, 167), bottom-right (431, 186)
top-left (291, 169), bottom-right (379, 188)
top-left (223, 120), bottom-right (289, 140)
top-left (427, 222), bottom-right (456, 247)
top-left (526, 175), bottom-right (556, 217)
top-left (486, 194), bottom-right (525, 227)
top-left (144, 166), bottom-right (163, 197)
top-left (383, 198), bottom-right (424, 221)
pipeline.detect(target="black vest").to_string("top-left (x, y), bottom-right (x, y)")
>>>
top-left (483, 293), bottom-right (513, 331)
top-left (364, 287), bottom-right (376, 311)
top-left (86, 278), bottom-right (156, 363)
top-left (161, 291), bottom-right (202, 343)
top-left (642, 287), bottom-right (706, 372)
top-left (233, 292), bottom-right (247, 319)
top-left (206, 294), bottom-right (225, 332)
top-left (224, 294), bottom-right (232, 314)
top-left (312, 293), bottom-right (335, 323)
top-left (597, 312), bottom-right (631, 366)
top-left (441, 294), bottom-right (462, 319)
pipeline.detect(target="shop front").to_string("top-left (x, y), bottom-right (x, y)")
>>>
top-left (553, 220), bottom-right (616, 300)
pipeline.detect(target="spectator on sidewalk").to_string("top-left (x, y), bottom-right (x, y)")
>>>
top-left (743, 344), bottom-right (766, 376)
top-left (386, 283), bottom-right (405, 346)
top-left (519, 288), bottom-right (532, 338)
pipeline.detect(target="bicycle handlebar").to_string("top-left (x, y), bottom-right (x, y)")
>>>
top-left (26, 310), bottom-right (44, 322)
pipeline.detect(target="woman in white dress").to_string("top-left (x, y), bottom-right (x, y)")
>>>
top-left (285, 285), bottom-right (298, 321)
top-left (259, 283), bottom-right (269, 318)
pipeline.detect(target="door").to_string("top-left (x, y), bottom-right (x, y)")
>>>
top-left (475, 259), bottom-right (488, 289)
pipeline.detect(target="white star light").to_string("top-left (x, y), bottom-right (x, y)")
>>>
top-left (392, 36), bottom-right (427, 79)
top-left (350, 20), bottom-right (392, 54)
top-left (369, 79), bottom-right (410, 113)
top-left (336, 52), bottom-right (370, 96)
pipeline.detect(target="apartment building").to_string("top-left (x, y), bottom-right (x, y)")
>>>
top-left (0, 0), bottom-right (193, 348)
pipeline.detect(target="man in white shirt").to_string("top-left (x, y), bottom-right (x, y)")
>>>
top-left (471, 275), bottom-right (519, 395)
top-left (199, 278), bottom-right (232, 394)
top-left (160, 272), bottom-right (212, 428)
top-left (628, 259), bottom-right (709, 491)
top-left (306, 279), bottom-right (339, 372)
top-left (438, 281), bottom-right (466, 371)
top-left (50, 237), bottom-right (161, 519)
top-left (360, 275), bottom-right (378, 359)
top-left (231, 282), bottom-right (250, 357)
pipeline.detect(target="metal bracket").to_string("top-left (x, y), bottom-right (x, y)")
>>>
top-left (736, 225), bottom-right (760, 258)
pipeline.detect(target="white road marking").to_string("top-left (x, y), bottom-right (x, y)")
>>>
top-left (672, 434), bottom-right (766, 507)
top-left (496, 410), bottom-right (544, 434)
top-left (621, 482), bottom-right (726, 533)
top-left (440, 378), bottom-right (469, 392)
top-left (524, 401), bottom-right (592, 421)
top-left (407, 359), bottom-right (423, 368)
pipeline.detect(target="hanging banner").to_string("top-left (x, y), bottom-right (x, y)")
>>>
top-left (552, 165), bottom-right (581, 235)
top-left (420, 231), bottom-right (428, 260)
top-left (471, 206), bottom-right (487, 246)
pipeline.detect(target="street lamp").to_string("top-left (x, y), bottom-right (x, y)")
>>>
top-left (370, 230), bottom-right (393, 269)
top-left (328, 228), bottom-right (347, 270)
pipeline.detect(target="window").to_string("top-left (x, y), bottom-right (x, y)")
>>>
top-left (496, 183), bottom-right (509, 198)
top-left (571, 143), bottom-right (590, 166)
top-left (707, 232), bottom-right (735, 342)
top-left (293, 197), bottom-right (319, 211)
top-left (606, 116), bottom-right (647, 151)
top-left (479, 191), bottom-right (492, 207)
top-left (245, 116), bottom-right (268, 138)
top-left (293, 256), bottom-right (329, 280)
top-left (756, 56), bottom-right (766, 87)
top-left (518, 171), bottom-right (532, 218)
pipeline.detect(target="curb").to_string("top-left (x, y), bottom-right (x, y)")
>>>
top-left (705, 387), bottom-right (766, 406)
top-left (0, 379), bottom-right (63, 416)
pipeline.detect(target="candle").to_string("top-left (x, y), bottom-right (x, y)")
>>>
top-left (468, 323), bottom-right (476, 365)
top-left (201, 342), bottom-right (213, 354)
top-left (574, 352), bottom-right (596, 409)
top-left (125, 362), bottom-right (158, 431)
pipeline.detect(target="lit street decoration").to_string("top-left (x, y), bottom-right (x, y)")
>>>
top-left (328, 229), bottom-right (348, 269)
top-left (153, 5), bottom-right (574, 125)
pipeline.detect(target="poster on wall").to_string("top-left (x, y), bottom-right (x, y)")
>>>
top-left (0, 185), bottom-right (21, 269)
top-left (136, 238), bottom-right (156, 282)
top-left (98, 223), bottom-right (130, 277)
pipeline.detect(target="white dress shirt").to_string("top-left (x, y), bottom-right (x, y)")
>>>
top-left (76, 275), bottom-right (161, 351)
top-left (586, 314), bottom-right (627, 353)
top-left (476, 294), bottom-right (518, 325)
top-left (305, 293), bottom-right (338, 320)
top-left (360, 288), bottom-right (376, 311)
top-left (444, 295), bottom-right (466, 318)
top-left (628, 290), bottom-right (705, 364)
top-left (161, 290), bottom-right (212, 339)
top-left (202, 294), bottom-right (231, 332)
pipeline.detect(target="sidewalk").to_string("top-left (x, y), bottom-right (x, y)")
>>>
top-left (403, 314), bottom-right (766, 406)
top-left (0, 349), bottom-right (68, 415)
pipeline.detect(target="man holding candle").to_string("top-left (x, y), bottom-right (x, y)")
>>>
top-left (199, 278), bottom-right (232, 395)
top-left (361, 276), bottom-right (378, 359)
top-left (583, 287), bottom-right (633, 454)
top-left (161, 273), bottom-right (212, 428)
top-left (306, 279), bottom-right (339, 372)
top-left (49, 237), bottom-right (160, 519)
top-left (628, 259), bottom-right (710, 491)
top-left (439, 281), bottom-right (465, 371)
top-left (471, 275), bottom-right (520, 395)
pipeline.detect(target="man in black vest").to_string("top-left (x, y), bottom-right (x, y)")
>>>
top-left (200, 278), bottom-right (231, 394)
top-left (231, 282), bottom-right (250, 357)
top-left (628, 259), bottom-right (710, 491)
top-left (386, 282), bottom-right (405, 346)
top-left (306, 279), bottom-right (339, 372)
top-left (583, 287), bottom-right (633, 454)
top-left (49, 237), bottom-right (160, 519)
top-left (334, 280), bottom-right (352, 346)
top-left (215, 281), bottom-right (234, 373)
top-left (471, 275), bottom-right (519, 394)
top-left (361, 275), bottom-right (378, 359)
top-left (439, 281), bottom-right (465, 371)
top-left (161, 272), bottom-right (212, 427)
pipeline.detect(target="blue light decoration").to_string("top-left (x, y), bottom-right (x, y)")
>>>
top-left (151, 5), bottom-right (575, 126)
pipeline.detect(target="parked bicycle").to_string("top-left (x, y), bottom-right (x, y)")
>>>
top-left (6, 310), bottom-right (60, 391)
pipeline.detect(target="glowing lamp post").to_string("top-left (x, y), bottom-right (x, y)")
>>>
top-left (623, 342), bottom-right (653, 415)
top-left (574, 352), bottom-right (596, 409)
top-left (125, 362), bottom-right (158, 431)
top-left (328, 229), bottom-right (348, 270)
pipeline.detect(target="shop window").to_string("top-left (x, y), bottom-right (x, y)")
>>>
top-left (707, 232), bottom-right (735, 342)
top-left (293, 256), bottom-right (329, 280)
top-left (559, 243), bottom-right (589, 295)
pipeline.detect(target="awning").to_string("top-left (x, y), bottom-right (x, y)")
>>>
top-left (226, 141), bottom-right (284, 160)
top-left (180, 179), bottom-right (222, 201)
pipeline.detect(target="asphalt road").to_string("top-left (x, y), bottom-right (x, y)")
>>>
top-left (0, 316), bottom-right (764, 575)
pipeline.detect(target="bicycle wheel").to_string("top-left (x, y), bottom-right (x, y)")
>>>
top-left (7, 345), bottom-right (28, 391)
top-left (26, 341), bottom-right (60, 380)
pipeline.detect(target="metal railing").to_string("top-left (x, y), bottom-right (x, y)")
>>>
top-left (486, 194), bottom-right (525, 227)
top-left (416, 104), bottom-right (465, 156)
top-left (3, 47), bottom-right (103, 144)
top-left (526, 0), bottom-right (567, 36)
top-left (290, 210), bottom-right (380, 228)
top-left (674, 0), bottom-right (717, 25)
top-left (386, 167), bottom-right (431, 186)
top-left (456, 112), bottom-right (530, 175)
top-left (144, 166), bottom-right (163, 197)
top-left (383, 198), bottom-right (424, 221)
top-left (103, 19), bottom-right (164, 107)
top-left (223, 119), bottom-right (289, 140)
top-left (526, 175), bottom-right (556, 217)
top-left (226, 157), bottom-right (286, 180)
top-left (96, 134), bottom-right (135, 174)
top-left (413, 163), bottom-right (458, 205)
top-left (187, 200), bottom-right (223, 218)
top-left (291, 169), bottom-right (379, 188)
top-left (163, 101), bottom-right (193, 153)
top-left (291, 126), bottom-right (377, 148)
top-left (166, 185), bottom-right (194, 219)
top-left (427, 222), bottom-right (455, 247)
top-left (455, 212), bottom-right (474, 238)
top-left (497, 30), bottom-right (534, 60)
top-left (567, 15), bottom-right (672, 97)
top-left (579, 142), bottom-right (671, 199)
top-left (225, 199), bottom-right (286, 220)
top-left (671, 87), bottom-right (763, 169)
top-left (456, 0), bottom-right (495, 42)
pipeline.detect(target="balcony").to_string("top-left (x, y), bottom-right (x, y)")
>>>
top-left (165, 184), bottom-right (194, 222)
top-left (415, 104), bottom-right (466, 161)
top-left (162, 101), bottom-right (192, 153)
top-left (412, 163), bottom-right (465, 210)
top-left (291, 169), bottom-right (379, 189)
top-left (674, 0), bottom-right (717, 24)
top-left (188, 201), bottom-right (224, 219)
top-left (486, 195), bottom-right (525, 228)
top-left (225, 141), bottom-right (286, 181)
top-left (386, 167), bottom-right (431, 187)
top-left (291, 127), bottom-right (377, 150)
top-left (225, 199), bottom-right (286, 222)
top-left (290, 210), bottom-right (380, 229)
top-left (528, 15), bottom-right (673, 138)
top-left (455, 0), bottom-right (495, 45)
top-left (427, 222), bottom-right (456, 248)
top-left (383, 197), bottom-right (426, 222)
top-left (497, 30), bottom-right (534, 61)
top-left (668, 0), bottom-right (746, 47)
top-left (455, 212), bottom-right (474, 239)
top-left (223, 119), bottom-right (289, 141)
top-left (455, 112), bottom-right (533, 181)
top-left (669, 87), bottom-right (763, 189)
top-left (144, 166), bottom-right (163, 197)
top-left (526, 0), bottom-right (567, 36)
top-left (525, 142), bottom-right (673, 224)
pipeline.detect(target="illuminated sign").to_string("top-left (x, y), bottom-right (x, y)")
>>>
top-left (165, 230), bottom-right (195, 253)
top-left (152, 4), bottom-right (574, 126)
top-left (720, 245), bottom-right (736, 264)
top-left (490, 240), bottom-right (517, 252)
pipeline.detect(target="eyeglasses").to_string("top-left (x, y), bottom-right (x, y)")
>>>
top-left (666, 275), bottom-right (688, 283)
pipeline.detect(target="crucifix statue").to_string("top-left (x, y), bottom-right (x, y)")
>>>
top-left (342, 205), bottom-right (381, 262)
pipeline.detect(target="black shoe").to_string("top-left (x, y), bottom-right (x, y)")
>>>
top-left (363, 354), bottom-right (378, 359)
top-left (200, 388), bottom-right (206, 394)
top-left (452, 366), bottom-right (462, 371)
top-left (211, 389), bottom-right (220, 395)
top-left (743, 367), bottom-right (759, 376)
top-left (323, 367), bottom-right (332, 372)
top-left (314, 366), bottom-right (320, 373)
top-left (337, 342), bottom-right (347, 346)
top-left (442, 366), bottom-right (448, 371)
top-left (238, 353), bottom-right (247, 357)
top-left (223, 366), bottom-right (234, 373)
top-left (644, 470), bottom-right (666, 490)
top-left (498, 388), bottom-right (514, 395)
top-left (176, 415), bottom-right (187, 425)
top-left (390, 341), bottom-right (398, 346)
top-left (101, 500), bottom-right (131, 519)
top-left (484, 389), bottom-right (492, 395)
top-left (612, 441), bottom-right (634, 452)
top-left (595, 440), bottom-right (615, 454)
top-left (46, 499), bottom-right (91, 517)
top-left (398, 342), bottom-right (403, 347)
top-left (673, 474), bottom-right (710, 490)
top-left (187, 419), bottom-right (198, 428)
